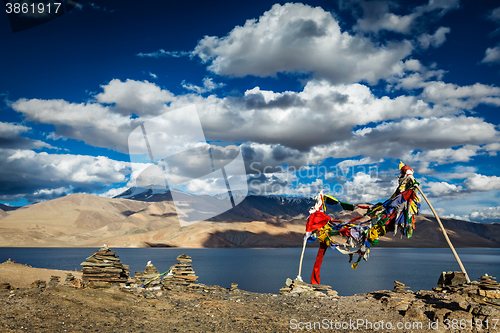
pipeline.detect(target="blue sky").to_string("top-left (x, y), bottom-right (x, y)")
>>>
top-left (1, 0), bottom-right (500, 223)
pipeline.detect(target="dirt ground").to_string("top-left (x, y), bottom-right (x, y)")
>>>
top-left (0, 261), bottom-right (82, 288)
top-left (1, 261), bottom-right (500, 333)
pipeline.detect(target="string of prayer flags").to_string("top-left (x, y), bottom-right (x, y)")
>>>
top-left (306, 162), bottom-right (421, 285)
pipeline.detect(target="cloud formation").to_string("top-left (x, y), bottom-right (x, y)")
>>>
top-left (481, 46), bottom-right (500, 65)
top-left (181, 78), bottom-right (225, 94)
top-left (418, 26), bottom-right (450, 49)
top-left (348, 0), bottom-right (459, 35)
top-left (0, 121), bottom-right (55, 150)
top-left (457, 206), bottom-right (500, 223)
top-left (191, 3), bottom-right (413, 84)
top-left (136, 50), bottom-right (190, 58)
top-left (0, 148), bottom-right (130, 202)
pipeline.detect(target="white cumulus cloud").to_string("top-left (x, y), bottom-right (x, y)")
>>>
top-left (192, 3), bottom-right (413, 84)
top-left (418, 27), bottom-right (451, 49)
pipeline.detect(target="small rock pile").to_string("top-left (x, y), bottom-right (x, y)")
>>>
top-left (476, 274), bottom-right (500, 306)
top-left (63, 273), bottom-right (75, 286)
top-left (393, 280), bottom-right (410, 293)
top-left (279, 278), bottom-right (338, 297)
top-left (80, 245), bottom-right (130, 288)
top-left (30, 280), bottom-right (46, 289)
top-left (48, 275), bottom-right (60, 287)
top-left (479, 274), bottom-right (500, 290)
top-left (62, 273), bottom-right (83, 288)
top-left (162, 254), bottom-right (198, 289)
top-left (135, 261), bottom-right (162, 290)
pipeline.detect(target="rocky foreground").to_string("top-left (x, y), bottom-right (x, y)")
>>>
top-left (1, 263), bottom-right (500, 332)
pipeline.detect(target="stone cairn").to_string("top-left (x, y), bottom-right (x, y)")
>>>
top-left (80, 245), bottom-right (130, 288)
top-left (135, 261), bottom-right (162, 290)
top-left (48, 275), bottom-right (60, 287)
top-left (63, 273), bottom-right (83, 288)
top-left (479, 274), bottom-right (500, 290)
top-left (279, 278), bottom-right (338, 298)
top-left (393, 280), bottom-right (410, 293)
top-left (63, 273), bottom-right (75, 286)
top-left (476, 274), bottom-right (500, 306)
top-left (162, 254), bottom-right (198, 289)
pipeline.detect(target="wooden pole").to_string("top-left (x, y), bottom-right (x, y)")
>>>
top-left (415, 185), bottom-right (471, 283)
top-left (296, 236), bottom-right (308, 282)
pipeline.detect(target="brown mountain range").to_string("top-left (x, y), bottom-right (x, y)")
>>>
top-left (0, 192), bottom-right (498, 248)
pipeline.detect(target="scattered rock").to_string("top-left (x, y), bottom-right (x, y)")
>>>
top-left (279, 279), bottom-right (335, 297)
top-left (326, 290), bottom-right (338, 297)
top-left (279, 286), bottom-right (291, 294)
top-left (393, 280), bottom-right (410, 293)
top-left (395, 302), bottom-right (410, 311)
top-left (0, 282), bottom-right (13, 290)
top-left (70, 278), bottom-right (84, 289)
top-left (472, 305), bottom-right (500, 317)
top-left (404, 302), bottom-right (426, 320)
top-left (438, 271), bottom-right (467, 290)
top-left (381, 295), bottom-right (411, 310)
top-left (478, 289), bottom-right (500, 298)
top-left (30, 280), bottom-right (46, 289)
top-left (445, 310), bottom-right (473, 322)
top-left (432, 308), bottom-right (452, 322)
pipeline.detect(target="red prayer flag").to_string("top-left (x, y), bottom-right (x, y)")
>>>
top-left (306, 211), bottom-right (331, 232)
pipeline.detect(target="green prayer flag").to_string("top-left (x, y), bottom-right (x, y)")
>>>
top-left (340, 202), bottom-right (355, 211)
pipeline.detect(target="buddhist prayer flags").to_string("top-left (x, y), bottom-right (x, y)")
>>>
top-left (306, 163), bottom-right (421, 284)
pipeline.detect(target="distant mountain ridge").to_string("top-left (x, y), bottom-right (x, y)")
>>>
top-left (0, 203), bottom-right (19, 212)
top-left (0, 188), bottom-right (498, 248)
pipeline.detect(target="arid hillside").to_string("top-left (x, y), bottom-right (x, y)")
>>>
top-left (0, 192), bottom-right (498, 248)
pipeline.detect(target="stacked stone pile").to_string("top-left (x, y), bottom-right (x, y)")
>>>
top-left (80, 245), bottom-right (130, 288)
top-left (63, 273), bottom-right (75, 286)
top-left (162, 254), bottom-right (198, 289)
top-left (479, 274), bottom-right (500, 290)
top-left (393, 280), bottom-right (410, 293)
top-left (135, 261), bottom-right (162, 289)
top-left (48, 275), bottom-right (60, 287)
top-left (279, 278), bottom-right (337, 297)
top-left (476, 274), bottom-right (500, 305)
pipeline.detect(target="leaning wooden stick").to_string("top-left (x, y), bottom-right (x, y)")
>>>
top-left (296, 236), bottom-right (308, 282)
top-left (414, 183), bottom-right (471, 283)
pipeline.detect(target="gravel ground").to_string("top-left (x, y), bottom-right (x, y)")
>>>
top-left (1, 262), bottom-right (500, 332)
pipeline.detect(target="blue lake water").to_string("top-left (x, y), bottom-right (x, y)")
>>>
top-left (1, 247), bottom-right (499, 296)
